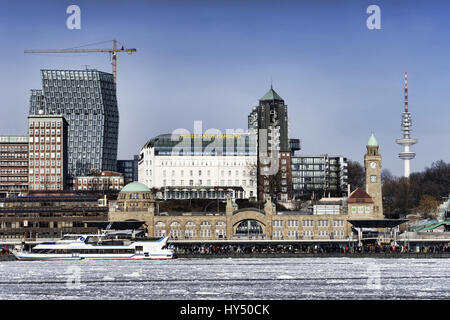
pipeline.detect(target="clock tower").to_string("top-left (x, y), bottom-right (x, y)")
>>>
top-left (364, 132), bottom-right (384, 218)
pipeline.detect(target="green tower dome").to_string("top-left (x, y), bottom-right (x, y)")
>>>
top-left (120, 182), bottom-right (151, 193)
top-left (367, 132), bottom-right (379, 147)
top-left (260, 85), bottom-right (284, 101)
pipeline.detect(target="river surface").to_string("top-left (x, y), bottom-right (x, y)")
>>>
top-left (0, 258), bottom-right (448, 300)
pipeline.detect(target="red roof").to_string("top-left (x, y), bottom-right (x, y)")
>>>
top-left (347, 187), bottom-right (374, 204)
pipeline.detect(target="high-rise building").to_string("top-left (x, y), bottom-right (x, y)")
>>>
top-left (248, 86), bottom-right (292, 201)
top-left (27, 114), bottom-right (68, 191)
top-left (0, 136), bottom-right (29, 197)
top-left (29, 69), bottom-right (119, 180)
top-left (395, 72), bottom-right (418, 177)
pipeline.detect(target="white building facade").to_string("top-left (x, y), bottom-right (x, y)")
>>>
top-left (138, 133), bottom-right (257, 200)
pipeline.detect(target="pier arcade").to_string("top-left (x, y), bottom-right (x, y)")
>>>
top-left (108, 181), bottom-right (389, 242)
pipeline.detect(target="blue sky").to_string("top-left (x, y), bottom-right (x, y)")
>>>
top-left (0, 0), bottom-right (449, 177)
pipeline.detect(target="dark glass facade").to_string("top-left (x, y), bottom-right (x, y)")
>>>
top-left (29, 69), bottom-right (119, 179)
top-left (117, 155), bottom-right (138, 185)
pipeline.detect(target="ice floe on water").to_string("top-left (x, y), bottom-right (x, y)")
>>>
top-left (276, 274), bottom-right (294, 279)
top-left (0, 258), bottom-right (448, 299)
top-left (124, 270), bottom-right (142, 278)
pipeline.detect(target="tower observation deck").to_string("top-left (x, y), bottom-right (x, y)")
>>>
top-left (395, 72), bottom-right (418, 177)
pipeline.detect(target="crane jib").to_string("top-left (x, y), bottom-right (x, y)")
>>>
top-left (24, 41), bottom-right (136, 84)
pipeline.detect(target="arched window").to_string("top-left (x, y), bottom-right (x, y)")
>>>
top-left (235, 219), bottom-right (263, 236)
top-left (200, 221), bottom-right (211, 228)
top-left (155, 221), bottom-right (165, 228)
top-left (185, 221), bottom-right (196, 228)
top-left (170, 221), bottom-right (181, 228)
top-left (216, 221), bottom-right (226, 227)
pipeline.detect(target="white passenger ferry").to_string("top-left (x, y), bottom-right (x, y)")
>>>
top-left (13, 221), bottom-right (176, 261)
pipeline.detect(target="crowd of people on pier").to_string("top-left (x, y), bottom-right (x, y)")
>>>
top-left (173, 243), bottom-right (450, 256)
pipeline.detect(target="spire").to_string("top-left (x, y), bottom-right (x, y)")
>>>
top-left (404, 72), bottom-right (408, 112)
top-left (367, 132), bottom-right (378, 147)
top-left (260, 85), bottom-right (284, 101)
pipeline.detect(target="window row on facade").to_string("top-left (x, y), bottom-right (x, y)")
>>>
top-left (0, 162), bottom-right (28, 167)
top-left (29, 122), bottom-right (62, 128)
top-left (272, 220), bottom-right (346, 227)
top-left (153, 179), bottom-right (255, 187)
top-left (0, 177), bottom-right (28, 182)
top-left (272, 229), bottom-right (346, 239)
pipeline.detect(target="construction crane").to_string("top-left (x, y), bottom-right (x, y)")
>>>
top-left (24, 40), bottom-right (136, 84)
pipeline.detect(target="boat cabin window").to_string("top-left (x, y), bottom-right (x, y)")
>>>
top-left (61, 235), bottom-right (83, 240)
top-left (85, 236), bottom-right (99, 243)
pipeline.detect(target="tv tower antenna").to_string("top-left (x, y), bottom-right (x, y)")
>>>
top-left (395, 72), bottom-right (418, 177)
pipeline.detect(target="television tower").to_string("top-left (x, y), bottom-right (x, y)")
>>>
top-left (395, 72), bottom-right (418, 177)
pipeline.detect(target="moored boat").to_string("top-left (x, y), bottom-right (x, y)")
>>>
top-left (13, 221), bottom-right (176, 261)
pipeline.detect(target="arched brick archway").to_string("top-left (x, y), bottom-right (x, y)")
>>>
top-left (229, 209), bottom-right (268, 237)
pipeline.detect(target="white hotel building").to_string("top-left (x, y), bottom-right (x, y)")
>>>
top-left (138, 133), bottom-right (257, 200)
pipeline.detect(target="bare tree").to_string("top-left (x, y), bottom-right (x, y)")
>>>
top-left (347, 160), bottom-right (365, 189)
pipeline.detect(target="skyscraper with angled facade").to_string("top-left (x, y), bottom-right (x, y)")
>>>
top-left (29, 69), bottom-right (119, 182)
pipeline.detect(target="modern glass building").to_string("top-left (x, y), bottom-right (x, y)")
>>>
top-left (117, 155), bottom-right (139, 185)
top-left (291, 155), bottom-right (348, 199)
top-left (29, 69), bottom-right (119, 180)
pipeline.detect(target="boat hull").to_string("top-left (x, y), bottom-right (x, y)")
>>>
top-left (14, 253), bottom-right (175, 261)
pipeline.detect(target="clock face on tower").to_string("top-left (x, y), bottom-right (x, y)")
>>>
top-left (370, 162), bottom-right (377, 169)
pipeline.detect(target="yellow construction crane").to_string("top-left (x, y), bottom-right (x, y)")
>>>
top-left (24, 40), bottom-right (136, 84)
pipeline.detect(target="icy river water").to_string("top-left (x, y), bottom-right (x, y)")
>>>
top-left (0, 258), bottom-right (448, 300)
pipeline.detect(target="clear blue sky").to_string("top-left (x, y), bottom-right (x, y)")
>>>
top-left (0, 0), bottom-right (449, 177)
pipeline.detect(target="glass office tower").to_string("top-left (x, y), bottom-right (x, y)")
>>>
top-left (29, 69), bottom-right (119, 180)
top-left (117, 155), bottom-right (139, 185)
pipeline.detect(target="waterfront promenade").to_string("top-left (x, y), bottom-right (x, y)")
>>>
top-left (176, 252), bottom-right (450, 259)
top-left (2, 240), bottom-right (449, 261)
top-left (1, 252), bottom-right (449, 261)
